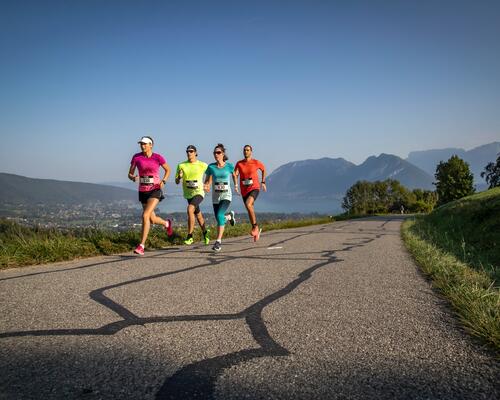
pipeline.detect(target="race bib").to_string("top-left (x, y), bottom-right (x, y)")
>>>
top-left (214, 182), bottom-right (229, 192)
top-left (139, 175), bottom-right (154, 185)
top-left (186, 180), bottom-right (199, 189)
top-left (242, 178), bottom-right (253, 186)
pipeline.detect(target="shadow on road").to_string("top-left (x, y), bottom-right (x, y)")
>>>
top-left (3, 218), bottom-right (496, 399)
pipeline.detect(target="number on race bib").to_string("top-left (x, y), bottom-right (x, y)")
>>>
top-left (139, 176), bottom-right (154, 185)
top-left (214, 182), bottom-right (229, 192)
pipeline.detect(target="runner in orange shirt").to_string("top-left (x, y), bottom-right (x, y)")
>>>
top-left (234, 145), bottom-right (266, 241)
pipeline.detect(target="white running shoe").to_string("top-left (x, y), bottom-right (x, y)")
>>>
top-left (212, 241), bottom-right (222, 252)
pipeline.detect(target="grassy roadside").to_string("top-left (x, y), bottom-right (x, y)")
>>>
top-left (0, 216), bottom-right (333, 269)
top-left (401, 188), bottom-right (500, 352)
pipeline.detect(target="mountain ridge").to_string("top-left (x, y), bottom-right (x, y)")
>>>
top-left (406, 141), bottom-right (499, 181)
top-left (0, 173), bottom-right (136, 205)
top-left (266, 153), bottom-right (434, 200)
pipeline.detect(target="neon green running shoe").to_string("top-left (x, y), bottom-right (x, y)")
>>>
top-left (184, 237), bottom-right (194, 245)
top-left (203, 229), bottom-right (210, 245)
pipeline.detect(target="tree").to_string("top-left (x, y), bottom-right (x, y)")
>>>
top-left (386, 179), bottom-right (414, 212)
top-left (434, 155), bottom-right (475, 206)
top-left (342, 181), bottom-right (372, 214)
top-left (481, 153), bottom-right (500, 189)
top-left (342, 179), bottom-right (432, 215)
top-left (411, 189), bottom-right (437, 213)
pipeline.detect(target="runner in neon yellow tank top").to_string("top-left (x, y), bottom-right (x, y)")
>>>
top-left (175, 145), bottom-right (210, 245)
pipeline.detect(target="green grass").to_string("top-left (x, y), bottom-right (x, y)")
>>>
top-left (0, 221), bottom-right (138, 268)
top-left (401, 187), bottom-right (500, 352)
top-left (0, 216), bottom-right (333, 269)
top-left (416, 188), bottom-right (499, 283)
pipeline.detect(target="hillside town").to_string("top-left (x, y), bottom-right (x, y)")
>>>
top-left (0, 200), bottom-right (323, 231)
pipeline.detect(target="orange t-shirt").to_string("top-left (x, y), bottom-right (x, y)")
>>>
top-left (235, 159), bottom-right (265, 197)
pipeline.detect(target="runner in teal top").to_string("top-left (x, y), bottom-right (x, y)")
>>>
top-left (203, 143), bottom-right (237, 252)
top-left (206, 161), bottom-right (234, 204)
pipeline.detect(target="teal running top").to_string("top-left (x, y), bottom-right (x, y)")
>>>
top-left (205, 162), bottom-right (234, 204)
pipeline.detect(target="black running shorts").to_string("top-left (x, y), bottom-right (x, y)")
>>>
top-left (243, 189), bottom-right (259, 203)
top-left (187, 195), bottom-right (204, 214)
top-left (139, 189), bottom-right (164, 204)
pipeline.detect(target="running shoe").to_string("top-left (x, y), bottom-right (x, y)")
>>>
top-left (184, 237), bottom-right (194, 245)
top-left (254, 228), bottom-right (262, 242)
top-left (134, 244), bottom-right (145, 255)
top-left (229, 211), bottom-right (236, 226)
top-left (165, 218), bottom-right (173, 237)
top-left (212, 240), bottom-right (221, 252)
top-left (251, 225), bottom-right (258, 237)
top-left (203, 228), bottom-right (210, 245)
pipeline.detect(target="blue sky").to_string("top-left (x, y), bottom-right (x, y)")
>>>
top-left (0, 0), bottom-right (499, 183)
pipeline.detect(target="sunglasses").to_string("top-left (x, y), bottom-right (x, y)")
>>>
top-left (213, 151), bottom-right (223, 155)
top-left (186, 150), bottom-right (195, 153)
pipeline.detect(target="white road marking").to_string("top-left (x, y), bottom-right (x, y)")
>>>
top-left (267, 246), bottom-right (283, 250)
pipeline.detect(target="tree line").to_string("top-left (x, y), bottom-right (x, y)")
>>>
top-left (342, 153), bottom-right (500, 215)
top-left (342, 180), bottom-right (437, 214)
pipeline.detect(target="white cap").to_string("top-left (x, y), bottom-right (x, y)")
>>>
top-left (138, 136), bottom-right (153, 145)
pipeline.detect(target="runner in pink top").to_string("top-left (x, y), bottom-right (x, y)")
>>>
top-left (128, 136), bottom-right (173, 255)
top-left (130, 152), bottom-right (167, 193)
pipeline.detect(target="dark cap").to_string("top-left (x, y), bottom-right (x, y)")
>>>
top-left (186, 145), bottom-right (197, 152)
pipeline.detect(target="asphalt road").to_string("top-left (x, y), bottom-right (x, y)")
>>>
top-left (1, 217), bottom-right (498, 399)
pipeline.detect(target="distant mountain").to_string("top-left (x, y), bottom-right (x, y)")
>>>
top-left (0, 173), bottom-right (136, 205)
top-left (406, 142), bottom-right (500, 183)
top-left (267, 158), bottom-right (356, 198)
top-left (266, 153), bottom-right (434, 200)
top-left (355, 154), bottom-right (434, 189)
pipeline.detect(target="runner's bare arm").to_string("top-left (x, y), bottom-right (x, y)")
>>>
top-left (128, 165), bottom-right (137, 181)
top-left (160, 163), bottom-right (170, 187)
top-left (233, 170), bottom-right (239, 194)
top-left (260, 166), bottom-right (267, 192)
top-left (204, 174), bottom-right (212, 193)
top-left (175, 166), bottom-right (183, 184)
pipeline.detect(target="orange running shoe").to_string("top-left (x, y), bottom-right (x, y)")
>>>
top-left (251, 225), bottom-right (258, 237)
top-left (253, 227), bottom-right (262, 242)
